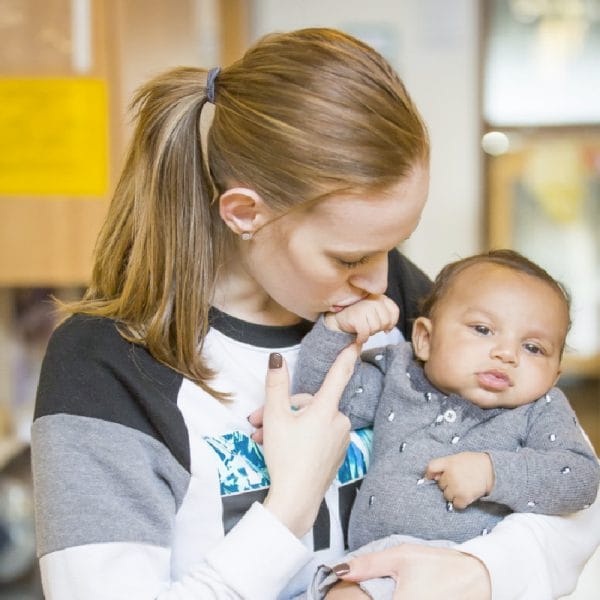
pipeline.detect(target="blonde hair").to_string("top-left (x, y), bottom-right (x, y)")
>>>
top-left (63, 28), bottom-right (429, 394)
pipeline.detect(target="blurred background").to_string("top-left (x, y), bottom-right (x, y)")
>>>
top-left (0, 0), bottom-right (598, 597)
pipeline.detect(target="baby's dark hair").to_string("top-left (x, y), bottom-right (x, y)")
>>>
top-left (419, 249), bottom-right (571, 332)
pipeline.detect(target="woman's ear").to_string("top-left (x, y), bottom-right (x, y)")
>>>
top-left (219, 187), bottom-right (273, 237)
top-left (411, 316), bottom-right (433, 362)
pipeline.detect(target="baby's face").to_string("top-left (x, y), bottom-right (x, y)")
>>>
top-left (417, 263), bottom-right (569, 409)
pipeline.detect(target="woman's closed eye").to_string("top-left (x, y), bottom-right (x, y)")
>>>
top-left (336, 256), bottom-right (370, 269)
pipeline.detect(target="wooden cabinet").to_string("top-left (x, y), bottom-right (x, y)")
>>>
top-left (0, 0), bottom-right (249, 286)
top-left (0, 0), bottom-right (113, 286)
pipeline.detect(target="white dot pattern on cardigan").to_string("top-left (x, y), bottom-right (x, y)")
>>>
top-left (294, 328), bottom-right (600, 549)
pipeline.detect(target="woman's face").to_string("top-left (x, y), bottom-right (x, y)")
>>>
top-left (245, 165), bottom-right (429, 321)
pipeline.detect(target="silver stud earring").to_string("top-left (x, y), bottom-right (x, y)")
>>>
top-left (241, 232), bottom-right (253, 241)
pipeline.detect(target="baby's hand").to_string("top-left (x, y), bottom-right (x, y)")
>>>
top-left (425, 452), bottom-right (495, 510)
top-left (324, 295), bottom-right (399, 344)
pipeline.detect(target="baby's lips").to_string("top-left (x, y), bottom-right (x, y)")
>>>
top-left (477, 370), bottom-right (511, 391)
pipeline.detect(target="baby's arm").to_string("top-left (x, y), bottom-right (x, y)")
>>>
top-left (482, 388), bottom-right (600, 514)
top-left (292, 296), bottom-right (398, 428)
top-left (424, 389), bottom-right (599, 514)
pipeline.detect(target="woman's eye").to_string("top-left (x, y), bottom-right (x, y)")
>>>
top-left (337, 256), bottom-right (369, 269)
top-left (524, 343), bottom-right (544, 355)
top-left (473, 324), bottom-right (492, 335)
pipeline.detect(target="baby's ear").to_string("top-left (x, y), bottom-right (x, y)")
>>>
top-left (411, 317), bottom-right (433, 362)
top-left (552, 370), bottom-right (562, 388)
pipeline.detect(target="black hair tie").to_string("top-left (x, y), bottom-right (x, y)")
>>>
top-left (206, 67), bottom-right (221, 103)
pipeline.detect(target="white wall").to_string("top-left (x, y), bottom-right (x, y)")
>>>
top-left (250, 0), bottom-right (482, 278)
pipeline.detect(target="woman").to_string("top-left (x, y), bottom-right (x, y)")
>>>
top-left (32, 28), bottom-right (599, 599)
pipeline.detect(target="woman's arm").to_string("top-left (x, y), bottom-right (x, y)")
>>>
top-left (33, 407), bottom-right (310, 599)
top-left (329, 544), bottom-right (491, 600)
top-left (32, 316), bottom-right (357, 599)
top-left (460, 485), bottom-right (600, 599)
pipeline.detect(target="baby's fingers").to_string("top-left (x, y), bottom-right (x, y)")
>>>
top-left (425, 456), bottom-right (447, 480)
top-left (381, 296), bottom-right (400, 330)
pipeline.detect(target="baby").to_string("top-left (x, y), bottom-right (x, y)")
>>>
top-left (293, 249), bottom-right (600, 599)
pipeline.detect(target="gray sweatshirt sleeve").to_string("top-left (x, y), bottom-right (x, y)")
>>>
top-left (292, 317), bottom-right (386, 429)
top-left (484, 387), bottom-right (600, 514)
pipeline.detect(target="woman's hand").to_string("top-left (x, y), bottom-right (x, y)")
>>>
top-left (331, 544), bottom-right (491, 600)
top-left (262, 346), bottom-right (359, 538)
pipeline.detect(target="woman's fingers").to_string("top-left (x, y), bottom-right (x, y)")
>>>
top-left (290, 393), bottom-right (314, 410)
top-left (264, 352), bottom-right (290, 415)
top-left (249, 391), bottom-right (313, 444)
top-left (316, 343), bottom-right (359, 411)
top-left (261, 349), bottom-right (353, 537)
top-left (334, 548), bottom-right (400, 582)
top-left (334, 544), bottom-right (491, 600)
top-left (248, 406), bottom-right (264, 428)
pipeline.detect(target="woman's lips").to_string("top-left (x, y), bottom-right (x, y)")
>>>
top-left (330, 306), bottom-right (346, 313)
top-left (477, 370), bottom-right (512, 391)
top-left (330, 296), bottom-right (368, 313)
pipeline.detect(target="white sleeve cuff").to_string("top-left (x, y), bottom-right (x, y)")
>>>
top-left (205, 502), bottom-right (311, 600)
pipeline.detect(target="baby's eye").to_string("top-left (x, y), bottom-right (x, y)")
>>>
top-left (524, 343), bottom-right (545, 355)
top-left (473, 324), bottom-right (492, 335)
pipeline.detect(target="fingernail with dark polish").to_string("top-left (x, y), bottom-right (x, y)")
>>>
top-left (269, 352), bottom-right (282, 369)
top-left (332, 562), bottom-right (350, 577)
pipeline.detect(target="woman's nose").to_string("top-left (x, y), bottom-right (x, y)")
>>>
top-left (349, 254), bottom-right (388, 295)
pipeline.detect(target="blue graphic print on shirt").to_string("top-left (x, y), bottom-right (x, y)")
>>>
top-left (204, 428), bottom-right (373, 496)
top-left (204, 431), bottom-right (269, 495)
top-left (337, 427), bottom-right (372, 484)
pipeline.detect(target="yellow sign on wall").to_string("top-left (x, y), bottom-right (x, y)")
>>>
top-left (0, 78), bottom-right (109, 196)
